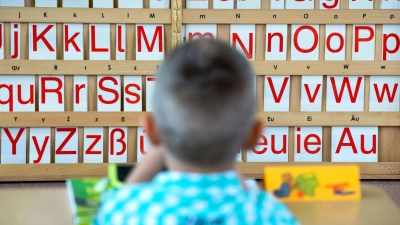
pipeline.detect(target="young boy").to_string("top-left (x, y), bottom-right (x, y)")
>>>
top-left (94, 39), bottom-right (299, 225)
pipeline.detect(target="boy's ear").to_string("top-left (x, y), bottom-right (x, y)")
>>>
top-left (142, 113), bottom-right (162, 146)
top-left (243, 119), bottom-right (263, 150)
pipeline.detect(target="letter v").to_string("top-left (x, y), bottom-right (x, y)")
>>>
top-left (304, 84), bottom-right (321, 103)
top-left (267, 77), bottom-right (289, 103)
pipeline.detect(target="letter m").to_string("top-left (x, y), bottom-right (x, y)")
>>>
top-left (137, 25), bottom-right (163, 53)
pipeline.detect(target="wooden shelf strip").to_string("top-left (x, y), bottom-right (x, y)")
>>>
top-left (256, 112), bottom-right (400, 127)
top-left (0, 112), bottom-right (398, 127)
top-left (183, 9), bottom-right (399, 24)
top-left (0, 112), bottom-right (146, 127)
top-left (0, 61), bottom-right (398, 75)
top-left (0, 162), bottom-right (398, 181)
top-left (0, 8), bottom-right (397, 25)
top-left (251, 61), bottom-right (400, 75)
top-left (0, 60), bottom-right (161, 75)
top-left (0, 8), bottom-right (171, 24)
top-left (239, 162), bottom-right (400, 179)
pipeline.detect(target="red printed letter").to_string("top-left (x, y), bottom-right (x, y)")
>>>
top-left (137, 26), bottom-right (163, 52)
top-left (139, 130), bottom-right (147, 155)
top-left (110, 128), bottom-right (126, 155)
top-left (354, 26), bottom-right (374, 53)
top-left (360, 134), bottom-right (376, 154)
top-left (335, 128), bottom-right (357, 154)
top-left (382, 33), bottom-right (399, 61)
top-left (90, 25), bottom-right (109, 52)
top-left (0, 23), bottom-right (2, 49)
top-left (125, 83), bottom-right (141, 104)
top-left (75, 84), bottom-right (86, 104)
top-left (18, 84), bottom-right (34, 104)
top-left (252, 135), bottom-right (268, 154)
top-left (267, 77), bottom-right (289, 103)
top-left (304, 134), bottom-right (321, 154)
top-left (41, 77), bottom-right (63, 104)
top-left (0, 84), bottom-right (13, 111)
top-left (11, 23), bottom-right (19, 59)
top-left (232, 33), bottom-right (253, 59)
top-left (330, 77), bottom-right (362, 103)
top-left (33, 25), bottom-right (55, 52)
top-left (267, 32), bottom-right (283, 52)
top-left (373, 83), bottom-right (398, 103)
top-left (294, 26), bottom-right (318, 53)
top-left (304, 84), bottom-right (321, 103)
top-left (117, 25), bottom-right (125, 53)
top-left (189, 32), bottom-right (214, 41)
top-left (64, 25), bottom-right (81, 52)
top-left (98, 77), bottom-right (119, 104)
top-left (32, 136), bottom-right (49, 163)
top-left (271, 135), bottom-right (287, 154)
top-left (4, 128), bottom-right (25, 155)
top-left (55, 128), bottom-right (77, 154)
top-left (85, 134), bottom-right (102, 155)
top-left (322, 0), bottom-right (339, 9)
top-left (326, 32), bottom-right (344, 53)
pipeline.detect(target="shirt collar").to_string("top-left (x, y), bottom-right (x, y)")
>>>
top-left (152, 170), bottom-right (243, 189)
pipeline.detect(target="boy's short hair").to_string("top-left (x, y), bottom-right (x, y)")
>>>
top-left (154, 39), bottom-right (256, 166)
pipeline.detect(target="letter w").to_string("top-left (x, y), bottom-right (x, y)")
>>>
top-left (137, 26), bottom-right (163, 52)
top-left (373, 83), bottom-right (398, 103)
top-left (330, 77), bottom-right (362, 103)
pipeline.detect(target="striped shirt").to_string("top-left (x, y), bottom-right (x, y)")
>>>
top-left (93, 170), bottom-right (299, 225)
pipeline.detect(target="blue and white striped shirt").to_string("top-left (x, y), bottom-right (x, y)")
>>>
top-left (93, 170), bottom-right (299, 225)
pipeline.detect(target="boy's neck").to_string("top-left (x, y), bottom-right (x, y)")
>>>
top-left (165, 154), bottom-right (236, 173)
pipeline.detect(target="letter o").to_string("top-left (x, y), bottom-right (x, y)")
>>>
top-left (326, 32), bottom-right (344, 53)
top-left (294, 26), bottom-right (318, 53)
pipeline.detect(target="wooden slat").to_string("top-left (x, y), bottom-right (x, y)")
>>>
top-left (0, 112), bottom-right (398, 127)
top-left (257, 112), bottom-right (400, 126)
top-left (0, 60), bottom-right (398, 75)
top-left (0, 8), bottom-right (171, 24)
top-left (379, 127), bottom-right (400, 162)
top-left (238, 162), bottom-right (400, 179)
top-left (183, 9), bottom-right (400, 24)
top-left (172, 0), bottom-right (182, 47)
top-left (0, 60), bottom-right (161, 75)
top-left (0, 112), bottom-right (146, 127)
top-left (361, 175), bottom-right (400, 179)
top-left (0, 164), bottom-right (109, 181)
top-left (251, 61), bottom-right (400, 75)
top-left (0, 162), bottom-right (398, 181)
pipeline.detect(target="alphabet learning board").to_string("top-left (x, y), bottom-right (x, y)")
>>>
top-left (0, 0), bottom-right (399, 181)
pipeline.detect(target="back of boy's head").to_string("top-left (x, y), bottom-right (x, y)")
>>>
top-left (154, 39), bottom-right (255, 167)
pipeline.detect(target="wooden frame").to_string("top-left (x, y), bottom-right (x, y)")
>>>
top-left (182, 9), bottom-right (399, 24)
top-left (0, 112), bottom-right (398, 127)
top-left (0, 61), bottom-right (399, 75)
top-left (0, 8), bottom-right (171, 24)
top-left (0, 162), bottom-right (399, 181)
top-left (0, 0), bottom-right (399, 181)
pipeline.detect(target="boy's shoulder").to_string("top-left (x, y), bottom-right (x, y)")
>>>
top-left (95, 181), bottom-right (299, 225)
